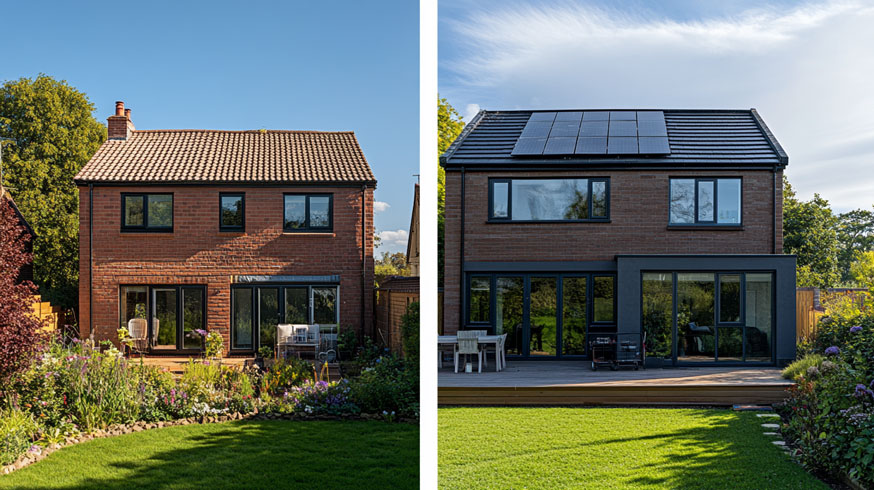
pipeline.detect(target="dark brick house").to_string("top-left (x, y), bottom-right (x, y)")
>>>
top-left (441, 109), bottom-right (795, 366)
top-left (75, 102), bottom-right (376, 355)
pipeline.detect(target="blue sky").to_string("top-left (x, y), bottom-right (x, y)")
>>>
top-left (1, 0), bottom-right (419, 255)
top-left (440, 0), bottom-right (874, 213)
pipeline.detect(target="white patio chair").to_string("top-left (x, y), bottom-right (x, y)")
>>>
top-left (482, 332), bottom-right (507, 372)
top-left (276, 324), bottom-right (296, 360)
top-left (455, 330), bottom-right (483, 373)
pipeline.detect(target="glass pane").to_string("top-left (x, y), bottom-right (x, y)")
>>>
top-left (492, 182), bottom-right (508, 218)
top-left (670, 179), bottom-right (695, 224)
top-left (154, 288), bottom-right (178, 349)
top-left (233, 288), bottom-right (253, 349)
top-left (120, 286), bottom-right (148, 333)
top-left (591, 181), bottom-right (607, 217)
top-left (309, 196), bottom-right (330, 228)
top-left (259, 288), bottom-right (279, 354)
top-left (147, 195), bottom-right (173, 227)
top-left (529, 277), bottom-right (557, 356)
top-left (677, 273), bottom-right (715, 361)
top-left (496, 277), bottom-right (523, 356)
top-left (284, 195), bottom-right (306, 229)
top-left (642, 273), bottom-right (673, 360)
top-left (468, 277), bottom-right (490, 323)
top-left (182, 289), bottom-right (203, 350)
top-left (562, 277), bottom-right (587, 356)
top-left (593, 276), bottom-right (615, 323)
top-left (717, 327), bottom-right (743, 361)
top-left (313, 287), bottom-right (337, 324)
top-left (221, 195), bottom-right (243, 228)
top-left (511, 179), bottom-right (588, 220)
top-left (719, 275), bottom-right (742, 323)
top-left (284, 287), bottom-right (308, 324)
top-left (697, 181), bottom-right (714, 222)
top-left (745, 273), bottom-right (773, 362)
top-left (717, 179), bottom-right (741, 224)
top-left (124, 196), bottom-right (144, 227)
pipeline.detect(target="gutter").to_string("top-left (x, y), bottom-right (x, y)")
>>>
top-left (459, 167), bottom-right (465, 333)
top-left (361, 184), bottom-right (366, 337)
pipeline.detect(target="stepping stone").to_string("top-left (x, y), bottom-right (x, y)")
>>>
top-left (762, 432), bottom-right (780, 436)
top-left (733, 404), bottom-right (773, 411)
top-left (761, 423), bottom-right (780, 429)
top-left (772, 440), bottom-right (786, 446)
top-left (756, 413), bottom-right (781, 418)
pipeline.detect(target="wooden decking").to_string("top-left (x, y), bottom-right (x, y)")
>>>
top-left (131, 356), bottom-right (252, 374)
top-left (439, 361), bottom-right (792, 406)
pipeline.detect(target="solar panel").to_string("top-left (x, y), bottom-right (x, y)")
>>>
top-left (554, 111), bottom-right (583, 122)
top-left (582, 111), bottom-right (609, 121)
top-left (549, 122), bottom-right (581, 137)
top-left (579, 121), bottom-right (608, 137)
top-left (609, 111), bottom-right (636, 121)
top-left (544, 137), bottom-right (577, 155)
top-left (528, 112), bottom-right (557, 123)
top-left (511, 137), bottom-right (547, 155)
top-left (607, 136), bottom-right (638, 154)
top-left (519, 121), bottom-right (553, 138)
top-left (636, 111), bottom-right (664, 121)
top-left (575, 137), bottom-right (607, 154)
top-left (638, 136), bottom-right (671, 154)
top-left (637, 120), bottom-right (668, 137)
top-left (608, 120), bottom-right (637, 137)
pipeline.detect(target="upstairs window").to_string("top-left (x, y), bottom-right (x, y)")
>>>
top-left (669, 178), bottom-right (741, 225)
top-left (489, 178), bottom-right (609, 221)
top-left (283, 194), bottom-right (333, 232)
top-left (122, 193), bottom-right (173, 232)
top-left (219, 193), bottom-right (245, 231)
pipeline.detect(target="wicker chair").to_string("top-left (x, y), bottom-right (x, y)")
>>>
top-left (455, 330), bottom-right (483, 373)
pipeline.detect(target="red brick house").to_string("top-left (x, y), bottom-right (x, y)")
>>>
top-left (75, 102), bottom-right (376, 355)
top-left (441, 109), bottom-right (796, 366)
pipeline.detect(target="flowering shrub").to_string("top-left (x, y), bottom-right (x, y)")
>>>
top-left (277, 380), bottom-right (359, 416)
top-left (349, 355), bottom-right (418, 418)
top-left (0, 404), bottom-right (38, 465)
top-left (178, 360), bottom-right (256, 415)
top-left (260, 357), bottom-right (313, 396)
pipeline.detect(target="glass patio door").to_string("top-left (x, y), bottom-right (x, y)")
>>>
top-left (259, 288), bottom-right (280, 356)
top-left (528, 277), bottom-right (557, 356)
top-left (153, 288), bottom-right (178, 350)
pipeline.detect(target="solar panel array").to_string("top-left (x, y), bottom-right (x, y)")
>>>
top-left (511, 111), bottom-right (671, 156)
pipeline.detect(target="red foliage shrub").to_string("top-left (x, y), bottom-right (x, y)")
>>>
top-left (0, 197), bottom-right (47, 386)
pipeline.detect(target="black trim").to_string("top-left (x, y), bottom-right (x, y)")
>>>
top-left (668, 177), bottom-right (742, 227)
top-left (282, 193), bottom-right (333, 232)
top-left (121, 193), bottom-right (174, 232)
top-left (219, 192), bottom-right (245, 232)
top-left (487, 177), bottom-right (610, 222)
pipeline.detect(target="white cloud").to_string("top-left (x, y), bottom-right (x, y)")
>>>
top-left (443, 1), bottom-right (874, 211)
top-left (378, 229), bottom-right (409, 251)
top-left (464, 103), bottom-right (481, 122)
top-left (373, 201), bottom-right (391, 213)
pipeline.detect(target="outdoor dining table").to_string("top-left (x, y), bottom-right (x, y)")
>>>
top-left (437, 334), bottom-right (505, 372)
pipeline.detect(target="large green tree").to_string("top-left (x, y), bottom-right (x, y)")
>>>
top-left (782, 176), bottom-right (841, 288)
top-left (437, 97), bottom-right (464, 288)
top-left (836, 208), bottom-right (874, 283)
top-left (0, 75), bottom-right (105, 307)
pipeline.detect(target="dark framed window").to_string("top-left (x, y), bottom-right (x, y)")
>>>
top-left (121, 193), bottom-right (173, 232)
top-left (219, 193), bottom-right (245, 231)
top-left (489, 178), bottom-right (609, 222)
top-left (119, 284), bottom-right (206, 352)
top-left (669, 178), bottom-right (741, 225)
top-left (283, 194), bottom-right (333, 232)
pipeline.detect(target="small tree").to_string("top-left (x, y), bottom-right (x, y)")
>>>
top-left (850, 250), bottom-right (874, 292)
top-left (0, 198), bottom-right (48, 386)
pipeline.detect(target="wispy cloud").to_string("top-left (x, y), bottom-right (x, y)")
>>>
top-left (373, 201), bottom-right (391, 213)
top-left (442, 1), bottom-right (874, 210)
top-left (377, 229), bottom-right (409, 253)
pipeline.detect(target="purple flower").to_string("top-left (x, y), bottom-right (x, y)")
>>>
top-left (195, 329), bottom-right (208, 337)
top-left (825, 346), bottom-right (841, 356)
top-left (850, 325), bottom-right (863, 333)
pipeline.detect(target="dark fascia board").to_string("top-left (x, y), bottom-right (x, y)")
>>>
top-left (749, 108), bottom-right (789, 166)
top-left (439, 109), bottom-right (487, 166)
top-left (615, 254), bottom-right (796, 259)
top-left (74, 180), bottom-right (377, 188)
top-left (443, 163), bottom-right (782, 172)
top-left (465, 260), bottom-right (617, 272)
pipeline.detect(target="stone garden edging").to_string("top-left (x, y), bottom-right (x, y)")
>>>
top-left (2, 411), bottom-right (417, 476)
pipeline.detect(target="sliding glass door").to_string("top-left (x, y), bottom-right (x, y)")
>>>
top-left (231, 284), bottom-right (340, 352)
top-left (119, 285), bottom-right (206, 352)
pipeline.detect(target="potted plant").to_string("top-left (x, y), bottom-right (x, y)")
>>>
top-left (255, 346), bottom-right (274, 369)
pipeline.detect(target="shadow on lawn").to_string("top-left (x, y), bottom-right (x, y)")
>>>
top-left (4, 420), bottom-right (418, 490)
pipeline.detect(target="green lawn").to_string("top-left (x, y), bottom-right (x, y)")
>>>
top-left (1, 420), bottom-right (418, 489)
top-left (439, 407), bottom-right (825, 490)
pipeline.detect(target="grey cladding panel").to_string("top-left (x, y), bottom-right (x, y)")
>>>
top-left (544, 137), bottom-right (577, 155)
top-left (511, 137), bottom-right (547, 155)
top-left (575, 137), bottom-right (608, 154)
top-left (638, 137), bottom-right (671, 154)
top-left (608, 136), bottom-right (639, 154)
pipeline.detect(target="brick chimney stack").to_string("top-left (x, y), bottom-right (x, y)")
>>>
top-left (107, 101), bottom-right (135, 140)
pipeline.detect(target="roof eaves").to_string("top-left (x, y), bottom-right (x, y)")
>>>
top-left (73, 178), bottom-right (378, 187)
top-left (749, 108), bottom-right (789, 167)
top-left (440, 109), bottom-right (487, 165)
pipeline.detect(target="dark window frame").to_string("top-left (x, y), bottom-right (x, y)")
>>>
top-left (121, 193), bottom-right (174, 232)
top-left (668, 177), bottom-right (743, 227)
top-left (282, 193), bottom-right (334, 232)
top-left (118, 284), bottom-right (206, 353)
top-left (219, 192), bottom-right (245, 232)
top-left (488, 177), bottom-right (611, 223)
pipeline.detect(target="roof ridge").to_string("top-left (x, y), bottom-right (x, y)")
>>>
top-left (131, 129), bottom-right (356, 134)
